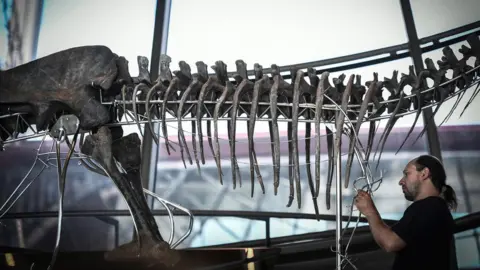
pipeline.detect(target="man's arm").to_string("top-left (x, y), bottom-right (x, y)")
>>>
top-left (355, 190), bottom-right (407, 253)
top-left (364, 209), bottom-right (406, 253)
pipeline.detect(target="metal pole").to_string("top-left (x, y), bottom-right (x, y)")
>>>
top-left (149, 0), bottom-right (172, 80)
top-left (335, 143), bottom-right (342, 269)
top-left (141, 0), bottom-right (172, 208)
top-left (399, 0), bottom-right (443, 161)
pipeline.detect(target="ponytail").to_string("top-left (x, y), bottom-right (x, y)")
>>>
top-left (441, 184), bottom-right (458, 211)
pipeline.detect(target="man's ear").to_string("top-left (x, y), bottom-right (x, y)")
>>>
top-left (420, 167), bottom-right (430, 180)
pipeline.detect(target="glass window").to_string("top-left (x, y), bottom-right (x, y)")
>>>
top-left (167, 0), bottom-right (408, 70)
top-left (455, 229), bottom-right (480, 269)
top-left (151, 0), bottom-right (432, 248)
top-left (0, 0), bottom-right (43, 68)
top-left (411, 0), bottom-right (480, 38)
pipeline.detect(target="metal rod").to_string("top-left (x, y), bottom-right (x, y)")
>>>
top-left (335, 134), bottom-right (343, 269)
top-left (149, 0), bottom-right (171, 80)
top-left (100, 78), bottom-right (476, 124)
top-left (400, 0), bottom-right (443, 161)
top-left (266, 218), bottom-right (271, 247)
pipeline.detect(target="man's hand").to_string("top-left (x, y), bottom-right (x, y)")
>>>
top-left (354, 190), bottom-right (378, 218)
top-left (354, 190), bottom-right (407, 253)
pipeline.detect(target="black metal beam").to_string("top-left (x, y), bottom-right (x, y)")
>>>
top-left (222, 20), bottom-right (480, 79)
top-left (399, 0), bottom-right (443, 161)
top-left (0, 209), bottom-right (397, 225)
top-left (31, 0), bottom-right (45, 60)
top-left (200, 211), bottom-right (480, 249)
top-left (149, 0), bottom-right (172, 82)
top-left (2, 209), bottom-right (479, 249)
top-left (141, 0), bottom-right (172, 207)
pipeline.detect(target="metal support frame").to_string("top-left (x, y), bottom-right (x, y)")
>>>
top-left (399, 0), bottom-right (443, 161)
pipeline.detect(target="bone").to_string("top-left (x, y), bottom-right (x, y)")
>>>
top-left (135, 56), bottom-right (152, 85)
top-left (131, 83), bottom-right (148, 136)
top-left (462, 34), bottom-right (480, 67)
top-left (145, 79), bottom-right (169, 145)
top-left (105, 56), bottom-right (132, 101)
top-left (291, 69), bottom-right (312, 208)
top-left (394, 66), bottom-right (430, 154)
top-left (327, 74), bottom-right (353, 209)
top-left (407, 58), bottom-right (449, 148)
top-left (439, 46), bottom-right (471, 91)
top-left (325, 125), bottom-right (334, 207)
top-left (124, 57), bottom-right (154, 124)
top-left (322, 73), bottom-right (345, 210)
top-left (196, 78), bottom-right (214, 166)
top-left (444, 41), bottom-right (478, 121)
top-left (279, 72), bottom-right (295, 208)
top-left (248, 64), bottom-right (269, 195)
top-left (81, 126), bottom-right (180, 267)
top-left (373, 69), bottom-right (413, 168)
top-left (114, 56), bottom-right (134, 86)
top-left (161, 60), bottom-right (190, 155)
top-left (259, 73), bottom-right (276, 197)
top-left (187, 62), bottom-right (209, 173)
top-left (365, 118), bottom-right (376, 161)
top-left (437, 47), bottom-right (470, 123)
top-left (177, 62), bottom-right (208, 169)
top-left (270, 66), bottom-right (282, 195)
top-left (196, 62), bottom-right (227, 173)
top-left (286, 121), bottom-right (294, 207)
top-left (345, 76), bottom-right (375, 188)
top-left (0, 46), bottom-right (116, 130)
top-left (213, 81), bottom-right (235, 185)
top-left (191, 109), bottom-right (200, 173)
top-left (305, 68), bottom-right (320, 218)
top-left (349, 75), bottom-right (367, 120)
top-left (230, 60), bottom-right (253, 191)
top-left (314, 72), bottom-right (329, 198)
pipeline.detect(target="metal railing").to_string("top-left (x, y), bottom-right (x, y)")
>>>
top-left (2, 209), bottom-right (479, 250)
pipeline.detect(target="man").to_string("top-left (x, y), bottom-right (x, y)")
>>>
top-left (354, 155), bottom-right (458, 270)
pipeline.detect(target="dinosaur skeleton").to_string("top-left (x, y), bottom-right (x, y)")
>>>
top-left (0, 32), bottom-right (479, 269)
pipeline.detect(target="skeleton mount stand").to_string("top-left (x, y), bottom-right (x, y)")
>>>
top-left (0, 19), bottom-right (480, 270)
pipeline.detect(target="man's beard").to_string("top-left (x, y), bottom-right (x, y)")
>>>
top-left (404, 191), bottom-right (415, 201)
top-left (403, 183), bottom-right (419, 201)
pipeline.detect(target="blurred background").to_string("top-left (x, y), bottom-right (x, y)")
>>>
top-left (0, 0), bottom-right (479, 268)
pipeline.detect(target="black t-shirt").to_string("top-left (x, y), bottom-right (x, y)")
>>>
top-left (390, 196), bottom-right (457, 270)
